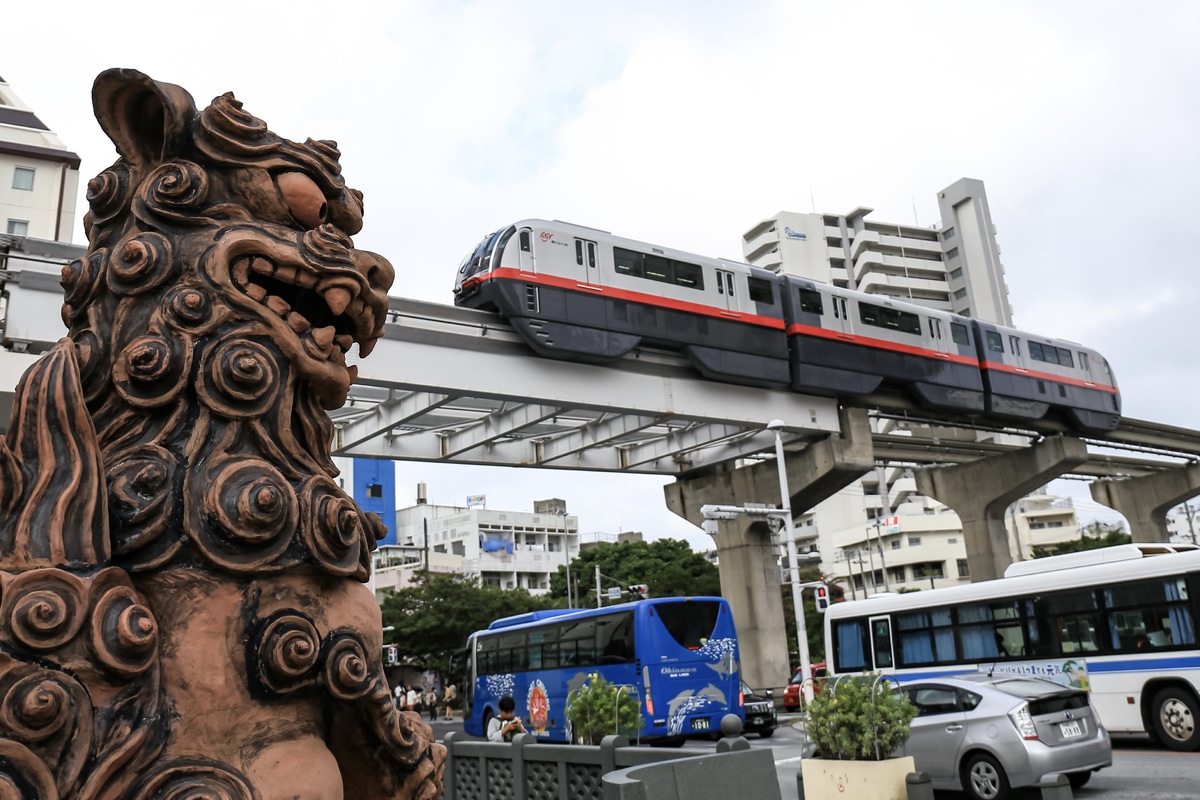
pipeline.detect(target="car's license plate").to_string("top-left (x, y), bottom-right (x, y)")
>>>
top-left (692, 718), bottom-right (709, 731)
top-left (1061, 721), bottom-right (1083, 738)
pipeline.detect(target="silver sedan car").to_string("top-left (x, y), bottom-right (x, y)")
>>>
top-left (896, 672), bottom-right (1112, 800)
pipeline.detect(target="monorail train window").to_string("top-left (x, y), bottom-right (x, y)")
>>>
top-left (614, 247), bottom-right (643, 278)
top-left (1008, 335), bottom-right (1021, 356)
top-left (747, 277), bottom-right (773, 304)
top-left (950, 323), bottom-right (969, 345)
top-left (859, 302), bottom-right (921, 335)
top-left (520, 230), bottom-right (532, 252)
top-left (1079, 352), bottom-right (1090, 373)
top-left (1030, 342), bottom-right (1067, 365)
top-left (644, 254), bottom-right (671, 283)
top-left (799, 289), bottom-right (823, 314)
top-left (674, 261), bottom-right (704, 289)
top-left (576, 240), bottom-right (584, 265)
top-left (985, 331), bottom-right (1004, 353)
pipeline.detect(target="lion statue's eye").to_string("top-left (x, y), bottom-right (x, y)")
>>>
top-left (276, 172), bottom-right (329, 229)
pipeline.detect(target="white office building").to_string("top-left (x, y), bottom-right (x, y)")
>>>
top-left (743, 179), bottom-right (1083, 587)
top-left (0, 75), bottom-right (80, 242)
top-left (385, 496), bottom-right (579, 596)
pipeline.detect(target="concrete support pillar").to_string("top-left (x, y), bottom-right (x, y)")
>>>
top-left (1090, 464), bottom-right (1200, 542)
top-left (663, 408), bottom-right (874, 690)
top-left (702, 517), bottom-right (791, 694)
top-left (915, 436), bottom-right (1089, 582)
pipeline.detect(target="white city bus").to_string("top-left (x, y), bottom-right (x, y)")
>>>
top-left (824, 544), bottom-right (1200, 751)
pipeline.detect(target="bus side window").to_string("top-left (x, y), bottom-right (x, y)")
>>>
top-left (560, 619), bottom-right (596, 668)
top-left (832, 620), bottom-right (869, 672)
top-left (599, 614), bottom-right (635, 663)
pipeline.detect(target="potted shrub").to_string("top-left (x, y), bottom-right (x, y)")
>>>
top-left (801, 673), bottom-right (918, 800)
top-left (564, 673), bottom-right (644, 745)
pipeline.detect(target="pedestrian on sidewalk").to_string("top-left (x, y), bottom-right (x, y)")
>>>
top-left (425, 686), bottom-right (438, 721)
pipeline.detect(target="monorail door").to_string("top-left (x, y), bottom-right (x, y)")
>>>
top-left (715, 268), bottom-right (736, 311)
top-left (573, 237), bottom-right (599, 285)
top-left (869, 615), bottom-right (895, 671)
top-left (518, 228), bottom-right (535, 274)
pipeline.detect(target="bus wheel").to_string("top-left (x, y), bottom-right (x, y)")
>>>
top-left (1152, 687), bottom-right (1200, 751)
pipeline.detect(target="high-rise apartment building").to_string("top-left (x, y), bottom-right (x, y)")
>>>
top-left (742, 178), bottom-right (1080, 590)
top-left (741, 177), bottom-right (1013, 325)
top-left (0, 75), bottom-right (80, 242)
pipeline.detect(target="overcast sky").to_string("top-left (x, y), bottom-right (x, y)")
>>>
top-left (6, 1), bottom-right (1197, 549)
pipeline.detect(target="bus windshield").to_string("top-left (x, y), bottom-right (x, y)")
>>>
top-left (461, 597), bottom-right (741, 743)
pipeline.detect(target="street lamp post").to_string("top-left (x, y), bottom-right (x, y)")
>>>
top-left (768, 419), bottom-right (813, 703)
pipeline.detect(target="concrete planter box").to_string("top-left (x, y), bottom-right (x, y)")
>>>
top-left (800, 756), bottom-right (916, 800)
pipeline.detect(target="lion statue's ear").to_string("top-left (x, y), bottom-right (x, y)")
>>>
top-left (92, 68), bottom-right (196, 173)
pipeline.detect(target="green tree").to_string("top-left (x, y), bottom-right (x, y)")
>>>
top-left (546, 539), bottom-right (721, 604)
top-left (380, 571), bottom-right (555, 676)
top-left (1031, 521), bottom-right (1131, 558)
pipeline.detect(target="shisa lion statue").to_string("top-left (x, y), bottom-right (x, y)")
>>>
top-left (0, 68), bottom-right (445, 799)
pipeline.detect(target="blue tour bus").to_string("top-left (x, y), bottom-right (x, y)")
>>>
top-left (458, 596), bottom-right (743, 743)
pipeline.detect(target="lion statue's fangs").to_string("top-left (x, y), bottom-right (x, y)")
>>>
top-left (0, 68), bottom-right (444, 800)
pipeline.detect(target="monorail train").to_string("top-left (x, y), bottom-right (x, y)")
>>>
top-left (453, 220), bottom-right (1121, 433)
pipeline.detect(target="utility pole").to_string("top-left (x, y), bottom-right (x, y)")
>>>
top-left (562, 511), bottom-right (572, 609)
top-left (595, 564), bottom-right (602, 609)
top-left (842, 550), bottom-right (858, 600)
top-left (874, 465), bottom-right (891, 592)
top-left (864, 525), bottom-right (878, 594)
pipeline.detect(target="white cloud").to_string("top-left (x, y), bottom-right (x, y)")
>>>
top-left (5, 0), bottom-right (1198, 547)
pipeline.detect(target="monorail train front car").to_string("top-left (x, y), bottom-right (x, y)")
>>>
top-left (454, 220), bottom-right (791, 387)
top-left (453, 219), bottom-right (1121, 434)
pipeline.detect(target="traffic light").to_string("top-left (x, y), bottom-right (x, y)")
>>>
top-left (814, 583), bottom-right (830, 613)
top-left (628, 584), bottom-right (649, 599)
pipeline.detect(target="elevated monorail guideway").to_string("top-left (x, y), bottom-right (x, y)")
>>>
top-left (2, 236), bottom-right (1200, 474)
top-left (331, 297), bottom-right (842, 473)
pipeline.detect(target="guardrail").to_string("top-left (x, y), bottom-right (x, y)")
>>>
top-left (441, 731), bottom-right (711, 800)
